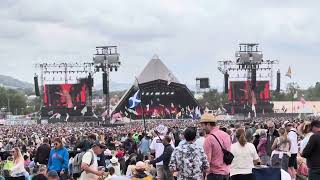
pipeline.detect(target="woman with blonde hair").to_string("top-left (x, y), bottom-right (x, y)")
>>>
top-left (230, 128), bottom-right (260, 180)
top-left (271, 127), bottom-right (291, 172)
top-left (299, 121), bottom-right (313, 153)
top-left (11, 147), bottom-right (28, 179)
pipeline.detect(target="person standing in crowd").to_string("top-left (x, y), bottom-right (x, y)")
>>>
top-left (169, 127), bottom-right (209, 180)
top-left (10, 147), bottom-right (28, 179)
top-left (78, 134), bottom-right (97, 152)
top-left (230, 128), bottom-right (260, 180)
top-left (150, 125), bottom-right (169, 180)
top-left (257, 130), bottom-right (268, 165)
top-left (79, 143), bottom-right (105, 180)
top-left (302, 120), bottom-right (320, 180)
top-left (48, 138), bottom-right (69, 180)
top-left (286, 122), bottom-right (298, 179)
top-left (35, 138), bottom-right (51, 165)
top-left (245, 123), bottom-right (254, 143)
top-left (270, 127), bottom-right (291, 172)
top-left (138, 133), bottom-right (152, 159)
top-left (201, 114), bottom-right (231, 180)
top-left (47, 170), bottom-right (60, 180)
top-left (131, 161), bottom-right (152, 180)
top-left (266, 121), bottom-right (279, 161)
top-left (148, 135), bottom-right (174, 180)
top-left (300, 121), bottom-right (313, 153)
top-left (124, 133), bottom-right (137, 155)
top-left (107, 156), bottom-right (121, 176)
top-left (195, 130), bottom-right (206, 148)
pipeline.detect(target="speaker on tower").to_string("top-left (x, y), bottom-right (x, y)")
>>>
top-left (224, 72), bottom-right (229, 94)
top-left (34, 76), bottom-right (40, 96)
top-left (276, 70), bottom-right (281, 93)
top-left (88, 73), bottom-right (93, 97)
top-left (251, 68), bottom-right (257, 90)
top-left (103, 72), bottom-right (109, 95)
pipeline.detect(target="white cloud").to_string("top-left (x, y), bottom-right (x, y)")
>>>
top-left (0, 0), bottom-right (319, 90)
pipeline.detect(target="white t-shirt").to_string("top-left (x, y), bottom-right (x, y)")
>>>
top-left (150, 136), bottom-right (174, 166)
top-left (195, 137), bottom-right (205, 149)
top-left (230, 142), bottom-right (259, 177)
top-left (300, 132), bottom-right (313, 153)
top-left (288, 129), bottom-right (298, 154)
top-left (281, 169), bottom-right (291, 180)
top-left (79, 149), bottom-right (98, 180)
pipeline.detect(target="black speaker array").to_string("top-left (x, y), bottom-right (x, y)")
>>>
top-left (276, 71), bottom-right (281, 93)
top-left (251, 68), bottom-right (257, 90)
top-left (103, 72), bottom-right (109, 95)
top-left (88, 74), bottom-right (93, 97)
top-left (199, 78), bottom-right (210, 89)
top-left (34, 76), bottom-right (40, 96)
top-left (224, 72), bottom-right (229, 94)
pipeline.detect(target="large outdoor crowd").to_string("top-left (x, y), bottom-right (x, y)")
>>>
top-left (0, 115), bottom-right (319, 180)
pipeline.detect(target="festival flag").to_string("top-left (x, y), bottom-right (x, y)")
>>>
top-left (294, 91), bottom-right (298, 99)
top-left (251, 91), bottom-right (257, 105)
top-left (286, 66), bottom-right (292, 78)
top-left (65, 113), bottom-right (69, 122)
top-left (81, 106), bottom-right (87, 116)
top-left (167, 73), bottom-right (174, 85)
top-left (128, 90), bottom-right (141, 109)
top-left (252, 104), bottom-right (256, 118)
top-left (300, 96), bottom-right (306, 105)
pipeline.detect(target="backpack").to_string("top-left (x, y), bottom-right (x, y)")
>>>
top-left (72, 151), bottom-right (94, 178)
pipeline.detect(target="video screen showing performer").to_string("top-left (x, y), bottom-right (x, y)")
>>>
top-left (43, 82), bottom-right (87, 108)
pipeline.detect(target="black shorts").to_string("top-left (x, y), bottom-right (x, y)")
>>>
top-left (288, 153), bottom-right (297, 169)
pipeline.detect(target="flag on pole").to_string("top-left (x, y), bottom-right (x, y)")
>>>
top-left (81, 106), bottom-right (87, 116)
top-left (128, 90), bottom-right (141, 109)
top-left (251, 91), bottom-right (257, 105)
top-left (286, 66), bottom-right (292, 78)
top-left (294, 91), bottom-right (298, 99)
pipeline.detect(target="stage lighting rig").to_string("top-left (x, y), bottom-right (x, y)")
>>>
top-left (93, 46), bottom-right (121, 122)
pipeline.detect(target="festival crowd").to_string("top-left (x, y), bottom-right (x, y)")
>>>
top-left (0, 115), bottom-right (319, 180)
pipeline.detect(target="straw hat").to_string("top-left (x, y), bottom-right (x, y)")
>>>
top-left (199, 113), bottom-right (218, 123)
top-left (110, 157), bottom-right (118, 164)
top-left (135, 161), bottom-right (146, 170)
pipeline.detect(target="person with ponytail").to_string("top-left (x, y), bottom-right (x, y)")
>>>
top-left (270, 127), bottom-right (291, 172)
top-left (230, 128), bottom-right (260, 180)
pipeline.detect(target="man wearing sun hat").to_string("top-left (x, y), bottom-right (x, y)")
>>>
top-left (131, 161), bottom-right (152, 180)
top-left (200, 113), bottom-right (231, 180)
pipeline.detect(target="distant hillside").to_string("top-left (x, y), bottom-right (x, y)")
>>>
top-left (0, 75), bottom-right (33, 90)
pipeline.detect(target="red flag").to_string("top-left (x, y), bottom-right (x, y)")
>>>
top-left (251, 91), bottom-right (257, 105)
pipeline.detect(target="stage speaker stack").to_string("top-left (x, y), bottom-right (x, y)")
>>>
top-left (251, 67), bottom-right (257, 90)
top-left (276, 70), bottom-right (281, 93)
top-left (34, 76), bottom-right (40, 96)
top-left (88, 74), bottom-right (93, 97)
top-left (224, 72), bottom-right (229, 94)
top-left (199, 78), bottom-right (210, 89)
top-left (103, 72), bottom-right (109, 95)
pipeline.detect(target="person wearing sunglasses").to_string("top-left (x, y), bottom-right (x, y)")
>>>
top-left (48, 138), bottom-right (69, 180)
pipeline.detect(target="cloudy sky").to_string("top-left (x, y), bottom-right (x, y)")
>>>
top-left (0, 0), bottom-right (319, 90)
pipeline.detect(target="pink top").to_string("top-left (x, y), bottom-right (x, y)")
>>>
top-left (257, 137), bottom-right (267, 157)
top-left (203, 127), bottom-right (231, 175)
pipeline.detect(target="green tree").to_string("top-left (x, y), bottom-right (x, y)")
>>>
top-left (198, 89), bottom-right (228, 110)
